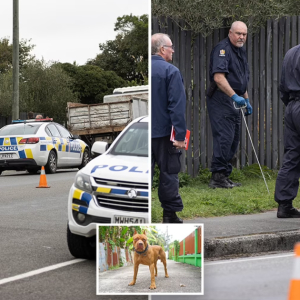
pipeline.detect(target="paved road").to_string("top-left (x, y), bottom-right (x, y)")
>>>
top-left (98, 259), bottom-right (202, 294)
top-left (0, 170), bottom-right (147, 300)
top-left (152, 252), bottom-right (294, 300)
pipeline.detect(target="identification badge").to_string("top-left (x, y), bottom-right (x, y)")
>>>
top-left (219, 49), bottom-right (225, 56)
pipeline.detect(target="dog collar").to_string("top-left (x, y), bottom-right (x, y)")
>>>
top-left (134, 244), bottom-right (148, 255)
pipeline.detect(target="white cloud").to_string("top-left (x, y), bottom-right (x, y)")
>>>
top-left (0, 0), bottom-right (149, 65)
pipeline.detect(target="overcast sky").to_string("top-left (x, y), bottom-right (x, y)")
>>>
top-left (0, 0), bottom-right (149, 65)
top-left (156, 224), bottom-right (201, 243)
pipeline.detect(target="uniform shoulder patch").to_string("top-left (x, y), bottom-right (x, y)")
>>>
top-left (219, 49), bottom-right (225, 57)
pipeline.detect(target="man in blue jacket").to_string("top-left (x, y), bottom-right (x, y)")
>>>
top-left (151, 33), bottom-right (187, 223)
top-left (207, 21), bottom-right (252, 189)
top-left (274, 44), bottom-right (300, 218)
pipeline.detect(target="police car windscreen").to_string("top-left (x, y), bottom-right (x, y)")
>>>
top-left (0, 123), bottom-right (40, 136)
top-left (111, 122), bottom-right (148, 156)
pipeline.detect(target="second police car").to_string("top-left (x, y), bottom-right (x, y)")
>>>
top-left (67, 116), bottom-right (149, 259)
top-left (0, 118), bottom-right (90, 175)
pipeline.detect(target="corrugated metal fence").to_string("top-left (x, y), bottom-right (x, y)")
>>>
top-left (152, 16), bottom-right (300, 177)
top-left (169, 226), bottom-right (202, 267)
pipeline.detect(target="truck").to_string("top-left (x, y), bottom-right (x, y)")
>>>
top-left (66, 85), bottom-right (148, 148)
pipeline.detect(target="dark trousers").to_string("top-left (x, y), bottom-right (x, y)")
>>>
top-left (152, 135), bottom-right (184, 212)
top-left (207, 90), bottom-right (241, 176)
top-left (275, 100), bottom-right (300, 202)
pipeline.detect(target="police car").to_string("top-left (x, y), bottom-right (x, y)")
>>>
top-left (0, 118), bottom-right (90, 175)
top-left (67, 116), bottom-right (149, 259)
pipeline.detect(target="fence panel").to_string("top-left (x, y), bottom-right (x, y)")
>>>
top-left (152, 16), bottom-right (297, 176)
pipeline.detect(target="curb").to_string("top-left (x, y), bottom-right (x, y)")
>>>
top-left (204, 230), bottom-right (300, 258)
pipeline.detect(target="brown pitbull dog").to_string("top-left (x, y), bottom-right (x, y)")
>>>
top-left (128, 230), bottom-right (169, 289)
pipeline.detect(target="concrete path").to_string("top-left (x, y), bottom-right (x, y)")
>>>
top-left (98, 259), bottom-right (202, 294)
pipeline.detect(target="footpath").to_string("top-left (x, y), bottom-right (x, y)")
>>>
top-left (98, 258), bottom-right (202, 294)
top-left (185, 210), bottom-right (300, 259)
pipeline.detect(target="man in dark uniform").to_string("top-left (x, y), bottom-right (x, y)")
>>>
top-left (274, 45), bottom-right (300, 218)
top-left (207, 21), bottom-right (252, 188)
top-left (151, 33), bottom-right (187, 223)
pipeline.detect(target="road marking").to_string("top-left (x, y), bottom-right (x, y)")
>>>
top-left (205, 253), bottom-right (294, 266)
top-left (0, 259), bottom-right (86, 286)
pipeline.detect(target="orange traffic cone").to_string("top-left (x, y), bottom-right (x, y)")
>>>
top-left (36, 166), bottom-right (50, 188)
top-left (288, 243), bottom-right (300, 300)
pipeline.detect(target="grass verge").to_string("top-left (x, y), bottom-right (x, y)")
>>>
top-left (151, 165), bottom-right (300, 223)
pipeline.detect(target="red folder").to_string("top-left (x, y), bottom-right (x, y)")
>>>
top-left (170, 126), bottom-right (190, 150)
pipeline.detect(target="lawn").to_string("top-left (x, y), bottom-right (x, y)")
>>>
top-left (151, 165), bottom-right (300, 223)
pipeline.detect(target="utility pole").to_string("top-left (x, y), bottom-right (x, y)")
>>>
top-left (12, 0), bottom-right (19, 120)
top-left (166, 226), bottom-right (170, 257)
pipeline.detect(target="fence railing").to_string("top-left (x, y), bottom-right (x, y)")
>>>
top-left (169, 226), bottom-right (202, 267)
top-left (152, 16), bottom-right (300, 176)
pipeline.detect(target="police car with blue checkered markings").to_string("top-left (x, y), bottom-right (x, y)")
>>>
top-left (0, 118), bottom-right (90, 175)
top-left (67, 116), bottom-right (149, 259)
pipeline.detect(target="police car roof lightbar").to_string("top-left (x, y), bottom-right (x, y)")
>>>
top-left (12, 118), bottom-right (53, 123)
top-left (234, 103), bottom-right (270, 194)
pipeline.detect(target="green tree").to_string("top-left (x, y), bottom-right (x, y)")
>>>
top-left (19, 60), bottom-right (78, 124)
top-left (0, 69), bottom-right (13, 116)
top-left (152, 0), bottom-right (293, 35)
top-left (59, 63), bottom-right (127, 104)
top-left (88, 14), bottom-right (148, 84)
top-left (0, 37), bottom-right (35, 74)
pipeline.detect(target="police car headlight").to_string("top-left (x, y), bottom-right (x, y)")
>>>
top-left (74, 172), bottom-right (92, 193)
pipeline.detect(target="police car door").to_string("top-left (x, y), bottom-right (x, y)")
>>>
top-left (55, 124), bottom-right (81, 165)
top-left (46, 123), bottom-right (67, 166)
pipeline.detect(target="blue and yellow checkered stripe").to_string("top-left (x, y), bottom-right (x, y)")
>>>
top-left (96, 187), bottom-right (148, 197)
top-left (72, 189), bottom-right (93, 214)
top-left (0, 136), bottom-right (86, 158)
top-left (0, 137), bottom-right (33, 158)
top-left (39, 137), bottom-right (86, 153)
top-left (0, 137), bottom-right (19, 146)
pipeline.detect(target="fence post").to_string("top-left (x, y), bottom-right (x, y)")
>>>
top-left (195, 228), bottom-right (198, 267)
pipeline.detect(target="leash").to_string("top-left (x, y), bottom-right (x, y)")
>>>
top-left (234, 102), bottom-right (270, 194)
top-left (134, 244), bottom-right (149, 255)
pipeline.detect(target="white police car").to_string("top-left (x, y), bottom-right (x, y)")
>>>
top-left (0, 118), bottom-right (90, 174)
top-left (67, 116), bottom-right (149, 259)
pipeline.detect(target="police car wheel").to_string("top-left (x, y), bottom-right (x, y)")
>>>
top-left (45, 150), bottom-right (57, 174)
top-left (79, 149), bottom-right (90, 169)
top-left (67, 224), bottom-right (96, 260)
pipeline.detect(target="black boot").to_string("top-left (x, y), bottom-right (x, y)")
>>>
top-left (208, 172), bottom-right (233, 189)
top-left (163, 210), bottom-right (183, 223)
top-left (277, 200), bottom-right (300, 218)
top-left (226, 178), bottom-right (242, 187)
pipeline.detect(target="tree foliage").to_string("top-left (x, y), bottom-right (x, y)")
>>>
top-left (0, 60), bottom-right (78, 123)
top-left (20, 61), bottom-right (78, 124)
top-left (0, 70), bottom-right (13, 116)
top-left (88, 14), bottom-right (148, 84)
top-left (0, 38), bottom-right (35, 74)
top-left (59, 63), bottom-right (127, 104)
top-left (152, 0), bottom-right (300, 36)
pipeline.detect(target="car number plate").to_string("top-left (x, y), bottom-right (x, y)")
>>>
top-left (0, 153), bottom-right (15, 159)
top-left (114, 216), bottom-right (145, 224)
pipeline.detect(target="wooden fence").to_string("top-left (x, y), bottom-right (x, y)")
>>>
top-left (152, 16), bottom-right (300, 177)
top-left (98, 242), bottom-right (133, 272)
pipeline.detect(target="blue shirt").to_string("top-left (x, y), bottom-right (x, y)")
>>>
top-left (151, 55), bottom-right (186, 140)
top-left (209, 37), bottom-right (249, 95)
top-left (280, 44), bottom-right (300, 105)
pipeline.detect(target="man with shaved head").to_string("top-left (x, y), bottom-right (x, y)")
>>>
top-left (151, 33), bottom-right (187, 223)
top-left (207, 21), bottom-right (252, 189)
